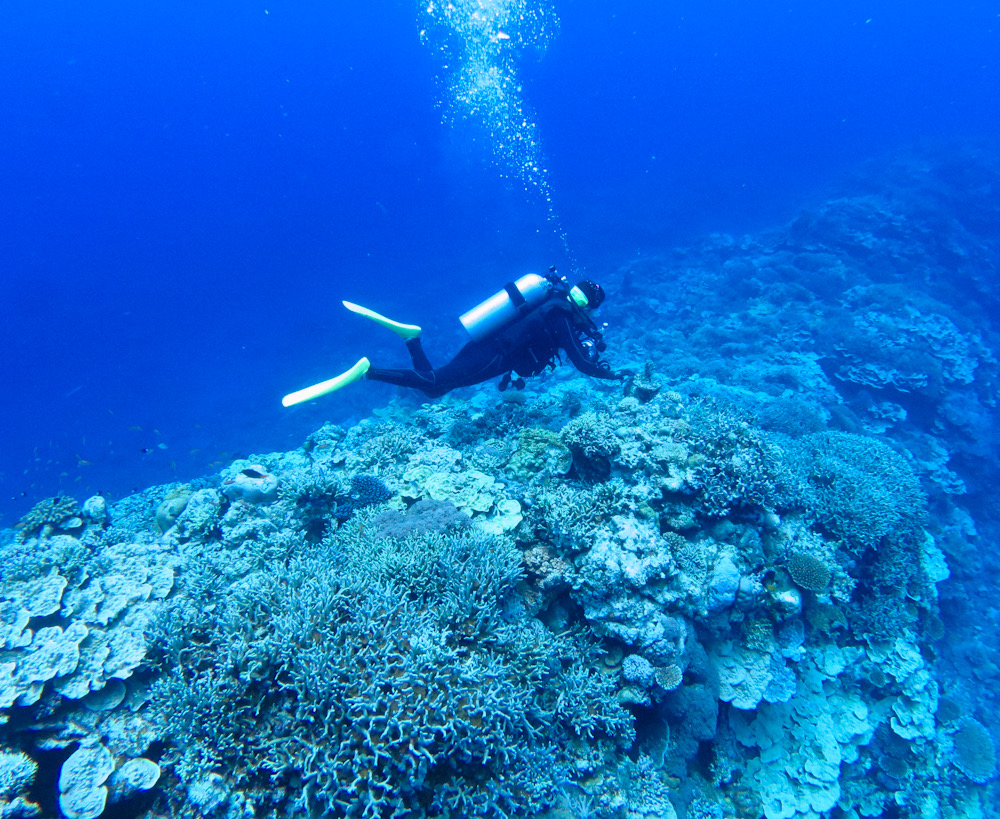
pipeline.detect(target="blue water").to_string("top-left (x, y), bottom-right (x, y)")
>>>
top-left (1, 0), bottom-right (997, 521)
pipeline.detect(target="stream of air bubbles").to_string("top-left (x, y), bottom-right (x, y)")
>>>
top-left (418, 0), bottom-right (575, 263)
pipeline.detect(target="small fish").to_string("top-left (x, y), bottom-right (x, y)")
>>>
top-left (129, 425), bottom-right (143, 432)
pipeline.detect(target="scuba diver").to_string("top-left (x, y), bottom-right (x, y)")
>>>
top-left (281, 269), bottom-right (625, 406)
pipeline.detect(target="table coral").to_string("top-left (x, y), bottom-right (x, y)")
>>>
top-left (951, 718), bottom-right (997, 784)
top-left (14, 496), bottom-right (80, 542)
top-left (790, 431), bottom-right (924, 553)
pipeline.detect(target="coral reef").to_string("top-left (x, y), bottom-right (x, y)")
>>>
top-left (4, 148), bottom-right (1000, 818)
top-left (14, 496), bottom-right (81, 542)
top-left (147, 526), bottom-right (630, 818)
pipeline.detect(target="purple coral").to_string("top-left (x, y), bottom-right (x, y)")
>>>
top-left (372, 499), bottom-right (471, 539)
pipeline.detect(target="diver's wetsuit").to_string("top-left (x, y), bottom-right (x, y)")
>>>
top-left (366, 294), bottom-right (620, 398)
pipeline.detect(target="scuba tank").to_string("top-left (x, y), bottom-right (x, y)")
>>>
top-left (460, 272), bottom-right (557, 341)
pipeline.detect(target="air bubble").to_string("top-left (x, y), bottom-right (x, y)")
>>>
top-left (420, 1), bottom-right (556, 189)
top-left (419, 0), bottom-right (576, 264)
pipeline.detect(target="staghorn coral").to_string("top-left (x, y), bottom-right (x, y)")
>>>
top-left (790, 431), bottom-right (925, 553)
top-left (148, 527), bottom-right (633, 818)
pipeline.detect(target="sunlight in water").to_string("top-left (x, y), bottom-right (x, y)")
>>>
top-left (419, 0), bottom-right (561, 210)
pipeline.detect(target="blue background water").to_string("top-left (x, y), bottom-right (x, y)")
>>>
top-left (1, 0), bottom-right (997, 524)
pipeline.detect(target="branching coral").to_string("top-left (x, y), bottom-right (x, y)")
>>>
top-left (148, 527), bottom-right (633, 818)
top-left (789, 431), bottom-right (925, 553)
top-left (14, 496), bottom-right (80, 542)
top-left (672, 401), bottom-right (798, 518)
top-left (279, 469), bottom-right (390, 541)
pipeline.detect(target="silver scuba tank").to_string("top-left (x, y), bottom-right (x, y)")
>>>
top-left (459, 273), bottom-right (555, 341)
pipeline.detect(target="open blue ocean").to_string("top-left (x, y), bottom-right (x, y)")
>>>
top-left (1, 1), bottom-right (998, 817)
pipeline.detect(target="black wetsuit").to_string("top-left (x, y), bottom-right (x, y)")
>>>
top-left (366, 292), bottom-right (620, 398)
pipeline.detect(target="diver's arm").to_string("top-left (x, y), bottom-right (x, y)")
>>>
top-left (553, 313), bottom-right (620, 380)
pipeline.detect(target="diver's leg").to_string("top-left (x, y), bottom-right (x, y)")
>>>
top-left (405, 337), bottom-right (433, 372)
top-left (367, 341), bottom-right (508, 399)
top-left (365, 366), bottom-right (442, 396)
top-left (421, 341), bottom-right (507, 392)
